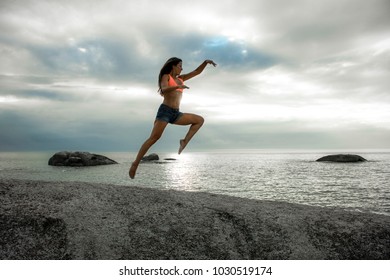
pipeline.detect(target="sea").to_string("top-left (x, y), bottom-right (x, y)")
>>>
top-left (0, 150), bottom-right (389, 216)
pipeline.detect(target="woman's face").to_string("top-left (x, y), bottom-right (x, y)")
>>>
top-left (173, 62), bottom-right (183, 74)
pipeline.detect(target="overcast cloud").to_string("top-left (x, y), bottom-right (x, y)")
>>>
top-left (1, 0), bottom-right (389, 152)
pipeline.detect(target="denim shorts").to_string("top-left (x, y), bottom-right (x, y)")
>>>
top-left (156, 104), bottom-right (183, 124)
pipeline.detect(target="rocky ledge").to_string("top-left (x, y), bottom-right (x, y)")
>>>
top-left (48, 151), bottom-right (117, 167)
top-left (1, 179), bottom-right (389, 260)
top-left (316, 154), bottom-right (367, 163)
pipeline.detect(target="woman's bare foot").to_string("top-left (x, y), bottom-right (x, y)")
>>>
top-left (178, 139), bottom-right (187, 155)
top-left (129, 162), bottom-right (138, 179)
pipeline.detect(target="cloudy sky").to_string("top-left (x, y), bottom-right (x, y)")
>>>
top-left (1, 0), bottom-right (389, 152)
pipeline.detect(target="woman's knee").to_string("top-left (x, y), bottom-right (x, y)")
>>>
top-left (197, 115), bottom-right (205, 126)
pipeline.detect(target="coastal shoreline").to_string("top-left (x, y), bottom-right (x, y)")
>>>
top-left (1, 179), bottom-right (389, 260)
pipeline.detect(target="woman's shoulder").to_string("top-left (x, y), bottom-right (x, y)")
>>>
top-left (161, 73), bottom-right (171, 80)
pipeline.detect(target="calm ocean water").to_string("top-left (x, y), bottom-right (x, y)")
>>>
top-left (0, 150), bottom-right (389, 216)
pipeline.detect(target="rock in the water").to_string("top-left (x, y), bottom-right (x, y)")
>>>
top-left (316, 154), bottom-right (367, 163)
top-left (48, 151), bottom-right (118, 167)
top-left (142, 153), bottom-right (159, 161)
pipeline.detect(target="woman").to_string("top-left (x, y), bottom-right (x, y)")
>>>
top-left (129, 57), bottom-right (217, 179)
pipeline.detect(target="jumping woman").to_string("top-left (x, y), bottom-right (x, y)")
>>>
top-left (129, 57), bottom-right (217, 179)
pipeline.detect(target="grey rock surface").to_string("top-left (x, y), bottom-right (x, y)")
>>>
top-left (1, 179), bottom-right (389, 260)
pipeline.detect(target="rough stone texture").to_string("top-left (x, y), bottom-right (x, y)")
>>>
top-left (0, 215), bottom-right (69, 259)
top-left (48, 151), bottom-right (117, 167)
top-left (316, 154), bottom-right (367, 163)
top-left (1, 179), bottom-right (389, 260)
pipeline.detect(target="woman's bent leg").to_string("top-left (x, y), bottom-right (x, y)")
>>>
top-left (129, 120), bottom-right (168, 179)
top-left (174, 113), bottom-right (204, 154)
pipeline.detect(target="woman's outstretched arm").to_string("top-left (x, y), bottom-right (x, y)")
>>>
top-left (180, 60), bottom-right (217, 81)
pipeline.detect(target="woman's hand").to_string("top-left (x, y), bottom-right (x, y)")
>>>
top-left (180, 59), bottom-right (217, 81)
top-left (205, 60), bottom-right (217, 67)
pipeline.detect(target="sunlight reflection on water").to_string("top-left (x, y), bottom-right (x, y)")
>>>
top-left (1, 151), bottom-right (389, 215)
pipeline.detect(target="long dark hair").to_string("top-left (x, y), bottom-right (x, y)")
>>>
top-left (158, 57), bottom-right (182, 95)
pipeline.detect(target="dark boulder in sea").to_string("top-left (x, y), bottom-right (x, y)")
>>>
top-left (316, 154), bottom-right (367, 163)
top-left (142, 153), bottom-right (159, 161)
top-left (48, 151), bottom-right (118, 167)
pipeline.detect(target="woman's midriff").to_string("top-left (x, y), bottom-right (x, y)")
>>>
top-left (163, 91), bottom-right (182, 109)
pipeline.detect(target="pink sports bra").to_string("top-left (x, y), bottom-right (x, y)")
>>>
top-left (168, 75), bottom-right (184, 93)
